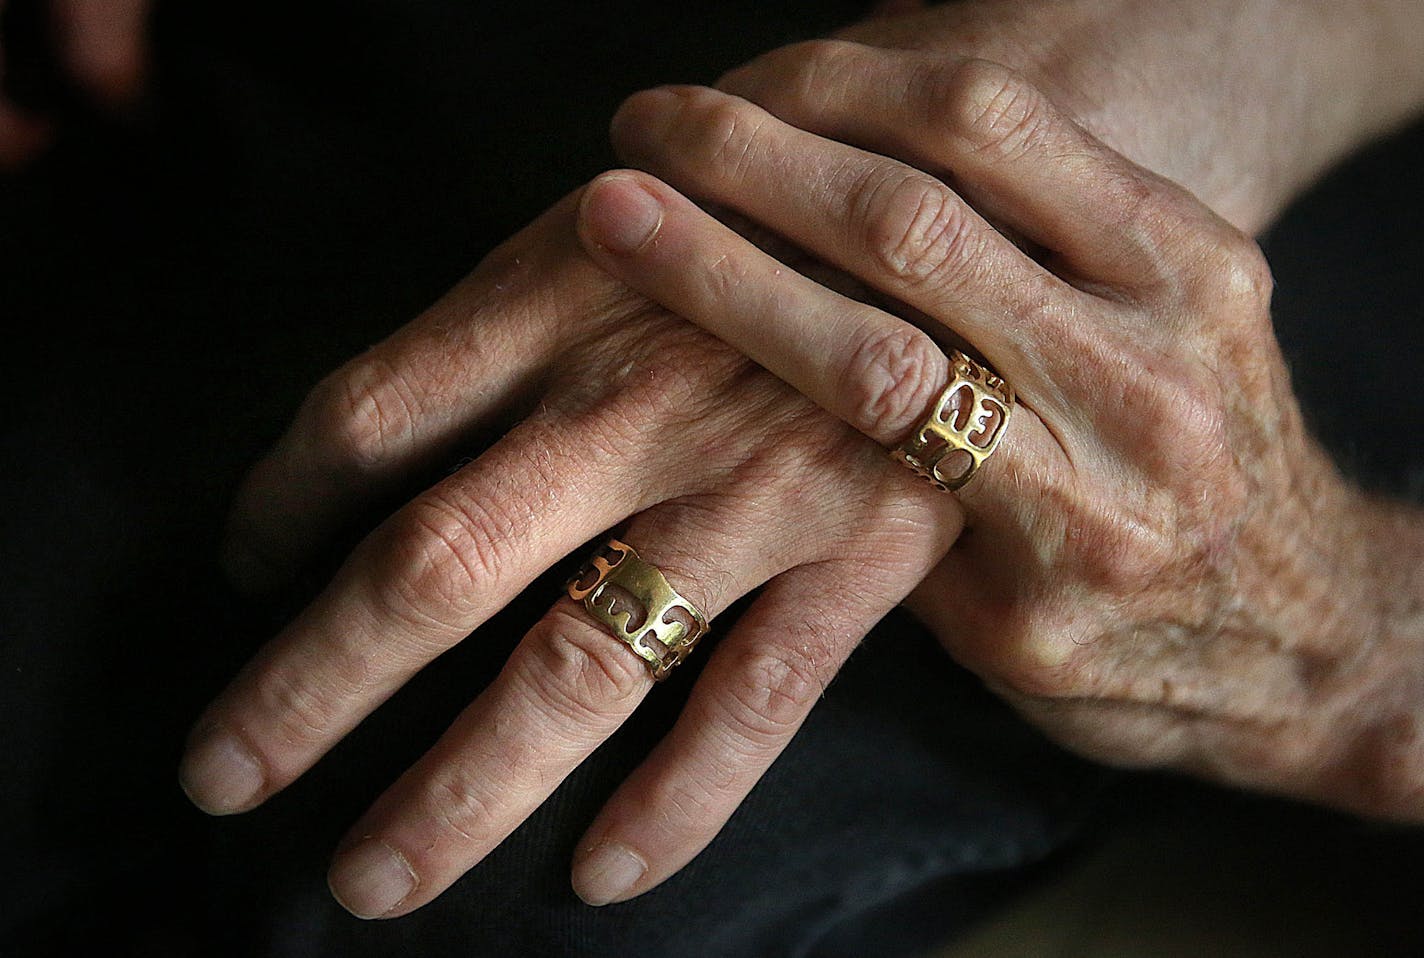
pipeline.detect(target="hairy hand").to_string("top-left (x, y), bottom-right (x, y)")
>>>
top-left (588, 61), bottom-right (1419, 819)
top-left (180, 192), bottom-right (958, 916)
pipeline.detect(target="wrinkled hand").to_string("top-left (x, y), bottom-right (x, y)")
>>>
top-left (180, 192), bottom-right (958, 916)
top-left (0, 0), bottom-right (148, 166)
top-left (721, 0), bottom-right (1419, 235)
top-left (586, 60), bottom-right (1420, 819)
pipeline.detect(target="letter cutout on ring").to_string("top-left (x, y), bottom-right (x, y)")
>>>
top-left (891, 350), bottom-right (1014, 491)
top-left (568, 539), bottom-right (709, 680)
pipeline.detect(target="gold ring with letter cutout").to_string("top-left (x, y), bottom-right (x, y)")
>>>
top-left (567, 539), bottom-right (709, 681)
top-left (891, 349), bottom-right (1014, 492)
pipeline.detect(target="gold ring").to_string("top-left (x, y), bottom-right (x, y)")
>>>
top-left (567, 539), bottom-right (709, 681)
top-left (891, 349), bottom-right (1014, 491)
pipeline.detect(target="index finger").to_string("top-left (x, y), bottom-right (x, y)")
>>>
top-left (578, 171), bottom-right (949, 448)
top-left (180, 407), bottom-right (659, 816)
top-left (719, 45), bottom-right (1214, 290)
top-left (220, 196), bottom-right (586, 592)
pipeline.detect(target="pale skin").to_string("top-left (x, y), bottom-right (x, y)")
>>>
top-left (177, 0), bottom-right (1424, 919)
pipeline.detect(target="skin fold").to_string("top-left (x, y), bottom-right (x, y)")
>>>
top-left (186, 194), bottom-right (959, 917)
top-left (585, 70), bottom-right (1422, 820)
top-left (806, 0), bottom-right (1424, 235)
top-left (170, 0), bottom-right (1424, 919)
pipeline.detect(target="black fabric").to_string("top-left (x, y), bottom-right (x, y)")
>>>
top-left (3, 2), bottom-right (1423, 955)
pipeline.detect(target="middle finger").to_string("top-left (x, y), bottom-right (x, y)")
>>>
top-left (324, 484), bottom-right (836, 918)
top-left (179, 403), bottom-right (672, 818)
top-left (609, 85), bottom-right (1069, 389)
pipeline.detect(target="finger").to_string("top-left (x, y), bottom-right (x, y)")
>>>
top-left (718, 44), bottom-right (1212, 291)
top-left (180, 405), bottom-right (668, 818)
top-left (609, 85), bottom-right (1068, 371)
top-left (51, 0), bottom-right (150, 107)
top-left (576, 170), bottom-right (1070, 508)
top-left (571, 546), bottom-right (945, 906)
top-left (324, 486), bottom-right (840, 919)
top-left (581, 169), bottom-right (1072, 440)
top-left (221, 194), bottom-right (592, 591)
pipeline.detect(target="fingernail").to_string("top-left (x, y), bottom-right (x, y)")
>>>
top-left (329, 839), bottom-right (419, 919)
top-left (581, 176), bottom-right (663, 253)
top-left (572, 840), bottom-right (647, 906)
top-left (178, 727), bottom-right (264, 815)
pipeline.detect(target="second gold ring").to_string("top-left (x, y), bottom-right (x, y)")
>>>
top-left (567, 539), bottom-right (708, 681)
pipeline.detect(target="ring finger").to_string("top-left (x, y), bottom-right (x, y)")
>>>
top-left (323, 475), bottom-right (907, 918)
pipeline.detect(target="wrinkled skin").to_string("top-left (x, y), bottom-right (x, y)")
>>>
top-left (180, 0), bottom-right (1424, 921)
top-left (818, 0), bottom-right (1424, 235)
top-left (588, 58), bottom-right (1423, 824)
top-left (184, 191), bottom-right (957, 917)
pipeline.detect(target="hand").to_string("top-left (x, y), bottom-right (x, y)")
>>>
top-left (582, 64), bottom-right (1423, 818)
top-left (0, 0), bottom-right (149, 167)
top-left (180, 192), bottom-right (960, 916)
top-left (718, 0), bottom-right (1424, 235)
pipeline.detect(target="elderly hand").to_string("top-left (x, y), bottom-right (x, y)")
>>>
top-left (584, 64), bottom-right (1424, 819)
top-left (180, 191), bottom-right (959, 915)
top-left (721, 0), bottom-right (1424, 235)
top-left (0, 0), bottom-right (149, 167)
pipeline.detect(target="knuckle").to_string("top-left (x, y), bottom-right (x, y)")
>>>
top-left (857, 169), bottom-right (979, 286)
top-left (673, 88), bottom-right (768, 181)
top-left (945, 584), bottom-right (1092, 705)
top-left (938, 58), bottom-right (1050, 158)
top-left (985, 614), bottom-right (1089, 701)
top-left (520, 609), bottom-right (648, 729)
top-left (574, 324), bottom-right (748, 440)
top-left (372, 493), bottom-right (506, 631)
top-left (841, 322), bottom-right (949, 440)
top-left (421, 771), bottom-right (500, 845)
top-left (719, 38), bottom-right (859, 104)
top-left (1107, 180), bottom-right (1231, 294)
top-left (1196, 230), bottom-right (1276, 314)
top-left (302, 353), bottom-right (421, 474)
top-left (715, 641), bottom-right (827, 749)
top-left (1069, 366), bottom-right (1250, 585)
top-left (249, 658), bottom-right (349, 751)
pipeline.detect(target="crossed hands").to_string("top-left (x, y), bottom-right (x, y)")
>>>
top-left (179, 17), bottom-right (1418, 921)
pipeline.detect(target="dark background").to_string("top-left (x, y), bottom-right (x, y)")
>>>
top-left (3, 1), bottom-right (1423, 954)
